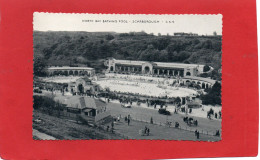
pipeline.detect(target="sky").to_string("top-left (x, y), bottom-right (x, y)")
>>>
top-left (33, 13), bottom-right (222, 36)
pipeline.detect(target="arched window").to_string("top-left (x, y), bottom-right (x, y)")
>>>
top-left (186, 72), bottom-right (191, 76)
top-left (144, 66), bottom-right (150, 74)
top-left (64, 71), bottom-right (68, 76)
top-left (77, 84), bottom-right (84, 94)
top-left (69, 70), bottom-right (74, 75)
top-left (53, 71), bottom-right (58, 75)
top-left (110, 66), bottom-right (114, 72)
top-left (202, 83), bottom-right (206, 89)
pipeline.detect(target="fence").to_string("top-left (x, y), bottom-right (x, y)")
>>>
top-left (96, 116), bottom-right (220, 139)
top-left (97, 124), bottom-right (130, 139)
top-left (131, 117), bottom-right (221, 137)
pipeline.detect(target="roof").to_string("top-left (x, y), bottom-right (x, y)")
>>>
top-left (65, 96), bottom-right (107, 110)
top-left (113, 59), bottom-right (203, 69)
top-left (154, 62), bottom-right (201, 69)
top-left (82, 108), bottom-right (93, 112)
top-left (48, 66), bottom-right (94, 70)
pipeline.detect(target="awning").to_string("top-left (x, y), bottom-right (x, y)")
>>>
top-left (83, 108), bottom-right (93, 112)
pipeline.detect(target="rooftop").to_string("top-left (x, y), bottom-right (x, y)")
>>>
top-left (65, 96), bottom-right (107, 110)
top-left (48, 66), bottom-right (94, 70)
top-left (113, 59), bottom-right (204, 68)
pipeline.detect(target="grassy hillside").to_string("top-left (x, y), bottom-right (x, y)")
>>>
top-left (33, 31), bottom-right (222, 71)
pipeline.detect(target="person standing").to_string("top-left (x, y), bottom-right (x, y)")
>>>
top-left (127, 118), bottom-right (130, 126)
top-left (219, 111), bottom-right (222, 119)
top-left (174, 108), bottom-right (177, 114)
top-left (215, 130), bottom-right (220, 136)
top-left (197, 131), bottom-right (200, 139)
top-left (111, 121), bottom-right (114, 129)
top-left (195, 130), bottom-right (198, 138)
top-left (150, 117), bottom-right (153, 124)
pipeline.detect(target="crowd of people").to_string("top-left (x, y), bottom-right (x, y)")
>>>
top-left (34, 74), bottom-right (221, 140)
top-left (207, 108), bottom-right (222, 119)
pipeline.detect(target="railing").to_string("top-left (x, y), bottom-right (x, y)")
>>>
top-left (97, 124), bottom-right (130, 139)
top-left (96, 116), bottom-right (220, 139)
top-left (130, 117), bottom-right (221, 137)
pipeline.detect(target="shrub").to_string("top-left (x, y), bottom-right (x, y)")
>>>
top-left (203, 65), bottom-right (211, 72)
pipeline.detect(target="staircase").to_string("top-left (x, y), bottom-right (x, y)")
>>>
top-left (78, 115), bottom-right (95, 126)
top-left (96, 115), bottom-right (114, 125)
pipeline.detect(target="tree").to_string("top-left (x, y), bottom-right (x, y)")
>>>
top-left (159, 37), bottom-right (170, 50)
top-left (203, 65), bottom-right (211, 72)
top-left (211, 81), bottom-right (221, 96)
top-left (202, 40), bottom-right (213, 49)
top-left (158, 50), bottom-right (169, 62)
top-left (177, 51), bottom-right (191, 62)
top-left (183, 60), bottom-right (190, 64)
top-left (105, 34), bottom-right (115, 40)
top-left (201, 81), bottom-right (221, 105)
top-left (34, 58), bottom-right (46, 77)
top-left (33, 31), bottom-right (222, 72)
top-left (192, 39), bottom-right (200, 45)
top-left (139, 45), bottom-right (160, 61)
